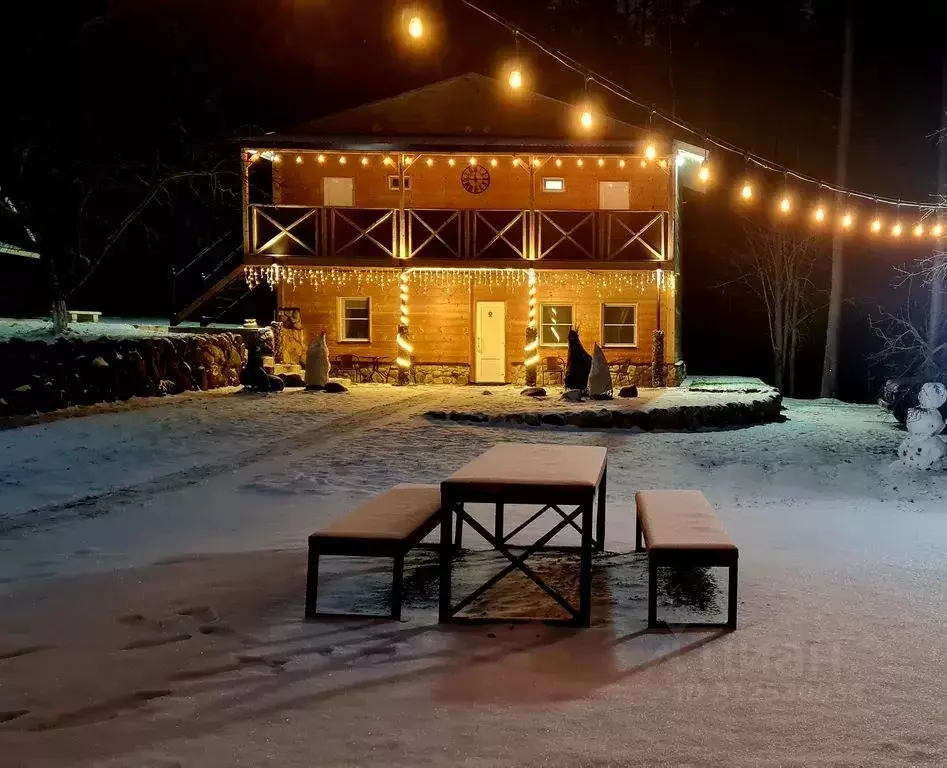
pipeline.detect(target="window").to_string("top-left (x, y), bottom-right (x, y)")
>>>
top-left (542, 177), bottom-right (565, 192)
top-left (598, 181), bottom-right (630, 210)
top-left (387, 175), bottom-right (412, 191)
top-left (339, 297), bottom-right (370, 341)
top-left (540, 304), bottom-right (574, 346)
top-left (323, 177), bottom-right (354, 207)
top-left (602, 304), bottom-right (637, 346)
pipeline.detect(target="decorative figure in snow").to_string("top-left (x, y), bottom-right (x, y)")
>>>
top-left (305, 330), bottom-right (330, 390)
top-left (564, 328), bottom-right (592, 392)
top-left (240, 353), bottom-right (284, 393)
top-left (897, 381), bottom-right (947, 471)
top-left (588, 343), bottom-right (613, 399)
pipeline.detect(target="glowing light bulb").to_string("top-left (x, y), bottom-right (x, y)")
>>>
top-left (933, 223), bottom-right (944, 238)
top-left (317, 154), bottom-right (326, 164)
top-left (841, 212), bottom-right (853, 229)
top-left (913, 223), bottom-right (925, 237)
top-left (448, 158), bottom-right (455, 167)
top-left (360, 157), bottom-right (369, 166)
top-left (780, 197), bottom-right (792, 214)
top-left (577, 158), bottom-right (584, 167)
top-left (490, 158), bottom-right (498, 167)
top-left (871, 218), bottom-right (882, 233)
top-left (295, 155), bottom-right (303, 165)
top-left (426, 157), bottom-right (434, 167)
top-left (892, 223), bottom-right (903, 237)
top-left (658, 159), bottom-right (668, 169)
top-left (383, 156), bottom-right (393, 166)
top-left (339, 156), bottom-right (347, 165)
top-left (555, 158), bottom-right (562, 168)
top-left (741, 182), bottom-right (753, 200)
top-left (619, 159), bottom-right (626, 168)
top-left (645, 144), bottom-right (657, 162)
top-left (508, 68), bottom-right (523, 90)
top-left (532, 158), bottom-right (541, 168)
top-left (469, 157), bottom-right (477, 166)
top-left (580, 110), bottom-right (593, 129)
top-left (814, 206), bottom-right (826, 223)
top-left (598, 158), bottom-right (605, 167)
top-left (512, 158), bottom-right (520, 167)
top-left (698, 165), bottom-right (710, 183)
top-left (407, 16), bottom-right (423, 39)
top-left (640, 159), bottom-right (648, 168)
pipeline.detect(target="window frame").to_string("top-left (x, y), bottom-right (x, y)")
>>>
top-left (542, 177), bottom-right (566, 193)
top-left (338, 296), bottom-right (371, 343)
top-left (539, 302), bottom-right (575, 347)
top-left (387, 175), bottom-right (412, 191)
top-left (601, 302), bottom-right (638, 348)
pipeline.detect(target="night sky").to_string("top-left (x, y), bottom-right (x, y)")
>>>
top-left (3, 0), bottom-right (945, 400)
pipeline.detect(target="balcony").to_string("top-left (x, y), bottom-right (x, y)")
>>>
top-left (247, 205), bottom-right (668, 266)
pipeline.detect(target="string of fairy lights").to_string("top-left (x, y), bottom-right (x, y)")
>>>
top-left (394, 1), bottom-right (947, 239)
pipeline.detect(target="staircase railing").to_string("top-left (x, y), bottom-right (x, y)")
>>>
top-left (171, 232), bottom-right (245, 324)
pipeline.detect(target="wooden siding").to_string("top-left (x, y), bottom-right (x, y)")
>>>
top-left (283, 269), bottom-right (676, 378)
top-left (276, 152), bottom-right (671, 213)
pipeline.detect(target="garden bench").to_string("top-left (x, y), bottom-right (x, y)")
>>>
top-left (305, 484), bottom-right (445, 620)
top-left (67, 310), bottom-right (102, 323)
top-left (635, 490), bottom-right (738, 630)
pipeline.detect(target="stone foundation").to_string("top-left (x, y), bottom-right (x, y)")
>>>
top-left (412, 364), bottom-right (470, 386)
top-left (512, 361), bottom-right (686, 389)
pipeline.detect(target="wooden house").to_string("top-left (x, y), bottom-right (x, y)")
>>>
top-left (240, 73), bottom-right (691, 386)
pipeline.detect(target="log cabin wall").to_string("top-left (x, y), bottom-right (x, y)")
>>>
top-left (275, 152), bottom-right (671, 212)
top-left (281, 269), bottom-right (675, 380)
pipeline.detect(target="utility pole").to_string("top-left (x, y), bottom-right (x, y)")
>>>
top-left (927, 54), bottom-right (947, 376)
top-left (820, 0), bottom-right (855, 398)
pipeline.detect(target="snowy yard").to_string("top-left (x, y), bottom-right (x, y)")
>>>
top-left (1, 386), bottom-right (946, 766)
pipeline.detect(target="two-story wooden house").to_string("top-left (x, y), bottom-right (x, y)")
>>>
top-left (240, 73), bottom-right (690, 386)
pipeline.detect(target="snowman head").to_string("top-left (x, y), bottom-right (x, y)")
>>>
top-left (918, 382), bottom-right (947, 410)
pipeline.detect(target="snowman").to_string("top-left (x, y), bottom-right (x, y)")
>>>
top-left (897, 382), bottom-right (947, 471)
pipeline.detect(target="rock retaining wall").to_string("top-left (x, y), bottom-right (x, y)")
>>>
top-left (0, 333), bottom-right (247, 416)
top-left (412, 364), bottom-right (470, 385)
top-left (426, 392), bottom-right (783, 431)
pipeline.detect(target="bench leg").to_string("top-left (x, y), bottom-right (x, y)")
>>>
top-left (454, 503), bottom-right (464, 552)
top-left (635, 510), bottom-right (644, 553)
top-left (647, 555), bottom-right (658, 628)
top-left (305, 545), bottom-right (319, 619)
top-left (727, 561), bottom-right (738, 630)
top-left (391, 554), bottom-right (405, 621)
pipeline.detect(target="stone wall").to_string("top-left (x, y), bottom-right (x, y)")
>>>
top-left (0, 333), bottom-right (247, 416)
top-left (513, 361), bottom-right (685, 388)
top-left (412, 364), bottom-right (470, 386)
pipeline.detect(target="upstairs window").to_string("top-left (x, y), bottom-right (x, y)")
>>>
top-left (542, 177), bottom-right (566, 192)
top-left (602, 304), bottom-right (637, 347)
top-left (540, 304), bottom-right (574, 346)
top-left (339, 297), bottom-right (370, 342)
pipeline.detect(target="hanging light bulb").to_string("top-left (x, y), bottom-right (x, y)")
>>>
top-left (577, 158), bottom-right (584, 167)
top-left (426, 157), bottom-right (434, 167)
top-left (532, 158), bottom-right (541, 168)
top-left (779, 196), bottom-right (792, 214)
top-left (295, 155), bottom-right (303, 165)
top-left (383, 156), bottom-right (393, 166)
top-left (740, 181), bottom-right (753, 201)
top-left (913, 222), bottom-right (925, 237)
top-left (892, 222), bottom-right (903, 237)
top-left (619, 159), bottom-right (626, 168)
top-left (469, 157), bottom-right (477, 166)
top-left (579, 109), bottom-right (593, 129)
top-left (932, 223), bottom-right (944, 238)
top-left (339, 156), bottom-right (347, 165)
top-left (645, 143), bottom-right (657, 162)
top-left (597, 158), bottom-right (605, 167)
top-left (870, 218), bottom-right (883, 233)
top-left (407, 15), bottom-right (424, 39)
top-left (360, 157), bottom-right (369, 166)
top-left (317, 154), bottom-right (326, 164)
top-left (841, 212), bottom-right (854, 229)
top-left (508, 67), bottom-right (523, 90)
top-left (448, 157), bottom-right (456, 167)
top-left (555, 158), bottom-right (562, 168)
top-left (698, 165), bottom-right (710, 183)
top-left (814, 206), bottom-right (826, 223)
top-left (490, 158), bottom-right (498, 167)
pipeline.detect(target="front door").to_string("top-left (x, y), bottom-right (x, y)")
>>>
top-left (475, 301), bottom-right (506, 383)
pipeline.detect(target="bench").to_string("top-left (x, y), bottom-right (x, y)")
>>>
top-left (305, 484), bottom-right (446, 621)
top-left (635, 490), bottom-right (738, 630)
top-left (68, 310), bottom-right (102, 324)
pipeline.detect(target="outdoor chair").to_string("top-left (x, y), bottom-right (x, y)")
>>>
top-left (540, 356), bottom-right (565, 386)
top-left (334, 354), bottom-right (362, 382)
top-left (609, 359), bottom-right (633, 386)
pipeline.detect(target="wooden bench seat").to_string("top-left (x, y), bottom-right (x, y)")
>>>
top-left (305, 484), bottom-right (445, 620)
top-left (635, 490), bottom-right (738, 630)
top-left (68, 310), bottom-right (102, 323)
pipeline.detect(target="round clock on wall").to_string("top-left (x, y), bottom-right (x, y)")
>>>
top-left (461, 164), bottom-right (491, 194)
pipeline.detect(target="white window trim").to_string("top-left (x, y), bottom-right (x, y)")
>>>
top-left (601, 302), bottom-right (638, 348)
top-left (338, 296), bottom-right (371, 342)
top-left (387, 175), bottom-right (412, 191)
top-left (542, 177), bottom-right (566, 193)
top-left (540, 302), bottom-right (575, 347)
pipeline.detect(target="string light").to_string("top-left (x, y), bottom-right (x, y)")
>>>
top-left (295, 155), bottom-right (303, 165)
top-left (598, 158), bottom-right (605, 167)
top-left (532, 158), bottom-right (541, 168)
top-left (644, 144), bottom-right (657, 162)
top-left (871, 218), bottom-right (883, 234)
top-left (619, 159), bottom-right (626, 168)
top-left (426, 157), bottom-right (434, 167)
top-left (360, 157), bottom-right (369, 166)
top-left (383, 156), bottom-right (393, 166)
top-left (469, 157), bottom-right (477, 166)
top-left (577, 158), bottom-right (584, 167)
top-left (339, 156), bottom-right (347, 165)
top-left (658, 159), bottom-right (668, 170)
top-left (407, 15), bottom-right (424, 39)
top-left (779, 196), bottom-right (792, 214)
top-left (814, 205), bottom-right (826, 223)
top-left (317, 154), bottom-right (326, 164)
top-left (490, 158), bottom-right (498, 167)
top-left (448, 158), bottom-right (456, 167)
top-left (841, 212), bottom-right (854, 230)
top-left (698, 165), bottom-right (710, 183)
top-left (932, 223), bottom-right (944, 238)
top-left (524, 267), bottom-right (539, 370)
top-left (913, 223), bottom-right (925, 237)
top-left (740, 181), bottom-right (753, 201)
top-left (892, 222), bottom-right (903, 238)
top-left (555, 158), bottom-right (562, 168)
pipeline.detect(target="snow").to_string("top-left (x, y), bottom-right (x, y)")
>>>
top-left (0, 317), bottom-right (171, 342)
top-left (1, 387), bottom-right (947, 766)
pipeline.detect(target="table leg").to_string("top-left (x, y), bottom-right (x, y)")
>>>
top-left (439, 502), bottom-right (454, 623)
top-left (596, 463), bottom-right (607, 552)
top-left (578, 499), bottom-right (593, 627)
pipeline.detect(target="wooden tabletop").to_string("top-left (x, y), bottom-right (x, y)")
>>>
top-left (442, 443), bottom-right (607, 493)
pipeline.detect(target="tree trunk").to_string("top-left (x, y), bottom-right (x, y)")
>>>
top-left (51, 299), bottom-right (69, 334)
top-left (927, 53), bottom-right (947, 377)
top-left (820, 0), bottom-right (855, 397)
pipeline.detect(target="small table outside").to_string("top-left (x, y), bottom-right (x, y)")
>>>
top-left (439, 443), bottom-right (608, 627)
top-left (358, 356), bottom-right (392, 383)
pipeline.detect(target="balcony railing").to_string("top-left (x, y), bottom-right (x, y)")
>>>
top-left (248, 205), bottom-right (667, 262)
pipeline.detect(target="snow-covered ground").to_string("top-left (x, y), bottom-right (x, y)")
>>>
top-left (0, 317), bottom-right (172, 342)
top-left (1, 387), bottom-right (946, 767)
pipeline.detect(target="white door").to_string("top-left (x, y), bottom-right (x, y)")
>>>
top-left (475, 301), bottom-right (506, 383)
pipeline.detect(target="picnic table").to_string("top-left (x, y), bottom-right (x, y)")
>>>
top-left (438, 443), bottom-right (608, 627)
